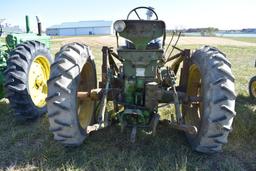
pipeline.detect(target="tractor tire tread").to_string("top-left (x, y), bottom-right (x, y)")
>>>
top-left (47, 42), bottom-right (96, 145)
top-left (185, 46), bottom-right (236, 154)
top-left (4, 40), bottom-right (52, 121)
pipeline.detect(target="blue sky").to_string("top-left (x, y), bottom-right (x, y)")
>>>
top-left (1, 0), bottom-right (255, 30)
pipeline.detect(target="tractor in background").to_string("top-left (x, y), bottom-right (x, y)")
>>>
top-left (249, 60), bottom-right (256, 99)
top-left (0, 16), bottom-right (53, 121)
top-left (46, 7), bottom-right (236, 153)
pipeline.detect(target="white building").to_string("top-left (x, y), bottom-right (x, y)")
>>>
top-left (46, 20), bottom-right (112, 36)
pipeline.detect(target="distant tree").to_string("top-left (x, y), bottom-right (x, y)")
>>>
top-left (200, 27), bottom-right (219, 36)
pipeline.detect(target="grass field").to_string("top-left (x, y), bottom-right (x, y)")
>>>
top-left (0, 36), bottom-right (256, 170)
top-left (227, 37), bottom-right (256, 44)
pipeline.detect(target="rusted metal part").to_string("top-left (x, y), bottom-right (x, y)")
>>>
top-left (145, 82), bottom-right (159, 111)
top-left (77, 88), bottom-right (121, 101)
top-left (100, 46), bottom-right (123, 89)
top-left (171, 76), bottom-right (183, 123)
top-left (170, 56), bottom-right (183, 74)
top-left (151, 114), bottom-right (160, 136)
top-left (98, 63), bottom-right (112, 128)
top-left (77, 88), bottom-right (102, 100)
top-left (172, 46), bottom-right (184, 52)
top-left (77, 91), bottom-right (89, 99)
top-left (101, 46), bottom-right (109, 84)
top-left (86, 124), bottom-right (100, 134)
top-left (165, 51), bottom-right (182, 63)
top-left (99, 78), bottom-right (123, 89)
top-left (169, 122), bottom-right (198, 135)
top-left (179, 49), bottom-right (191, 90)
top-left (158, 89), bottom-right (184, 103)
top-left (188, 96), bottom-right (202, 103)
top-left (165, 48), bottom-right (189, 76)
top-left (109, 48), bottom-right (124, 62)
top-left (107, 48), bottom-right (119, 75)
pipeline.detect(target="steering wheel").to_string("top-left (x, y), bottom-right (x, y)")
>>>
top-left (127, 6), bottom-right (158, 20)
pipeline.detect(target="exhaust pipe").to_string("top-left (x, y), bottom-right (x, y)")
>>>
top-left (25, 15), bottom-right (30, 33)
top-left (36, 16), bottom-right (42, 36)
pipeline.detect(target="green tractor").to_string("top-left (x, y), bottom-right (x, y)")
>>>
top-left (0, 16), bottom-right (53, 121)
top-left (46, 7), bottom-right (236, 153)
top-left (249, 60), bottom-right (256, 99)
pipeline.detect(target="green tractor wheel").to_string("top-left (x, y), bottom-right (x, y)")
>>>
top-left (4, 40), bottom-right (53, 121)
top-left (46, 43), bottom-right (97, 145)
top-left (182, 46), bottom-right (236, 153)
top-left (249, 76), bottom-right (256, 99)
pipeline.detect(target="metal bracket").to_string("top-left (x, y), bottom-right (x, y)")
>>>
top-left (169, 71), bottom-right (183, 124)
top-left (130, 126), bottom-right (137, 143)
top-left (151, 113), bottom-right (160, 136)
top-left (169, 122), bottom-right (198, 135)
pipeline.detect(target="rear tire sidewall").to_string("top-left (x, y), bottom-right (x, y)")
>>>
top-left (185, 53), bottom-right (207, 147)
top-left (47, 43), bottom-right (97, 145)
top-left (183, 46), bottom-right (236, 153)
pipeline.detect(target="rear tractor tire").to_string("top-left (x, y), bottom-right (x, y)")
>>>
top-left (249, 76), bottom-right (256, 99)
top-left (4, 41), bottom-right (53, 121)
top-left (182, 46), bottom-right (236, 153)
top-left (47, 42), bottom-right (97, 145)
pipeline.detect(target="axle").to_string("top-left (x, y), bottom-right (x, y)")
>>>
top-left (77, 87), bottom-right (200, 136)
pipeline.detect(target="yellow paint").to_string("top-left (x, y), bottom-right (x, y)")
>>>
top-left (185, 64), bottom-right (202, 127)
top-left (251, 80), bottom-right (256, 97)
top-left (28, 56), bottom-right (50, 108)
top-left (77, 63), bottom-right (95, 129)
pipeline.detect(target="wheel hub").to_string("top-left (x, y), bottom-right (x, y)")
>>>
top-left (28, 56), bottom-right (50, 108)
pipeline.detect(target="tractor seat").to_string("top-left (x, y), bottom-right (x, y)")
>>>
top-left (117, 20), bottom-right (165, 50)
top-left (125, 39), bottom-right (162, 50)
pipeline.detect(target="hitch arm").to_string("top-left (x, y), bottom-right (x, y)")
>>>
top-left (98, 73), bottom-right (110, 128)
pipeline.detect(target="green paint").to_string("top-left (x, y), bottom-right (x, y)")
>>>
top-left (0, 42), bottom-right (8, 99)
top-left (6, 33), bottom-right (50, 49)
top-left (25, 15), bottom-right (30, 33)
top-left (116, 19), bottom-right (165, 126)
top-left (0, 16), bottom-right (51, 99)
top-left (119, 20), bottom-right (165, 50)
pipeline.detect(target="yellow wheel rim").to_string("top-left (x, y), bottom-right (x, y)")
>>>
top-left (185, 64), bottom-right (203, 128)
top-left (28, 56), bottom-right (50, 108)
top-left (251, 80), bottom-right (256, 97)
top-left (77, 62), bottom-right (96, 129)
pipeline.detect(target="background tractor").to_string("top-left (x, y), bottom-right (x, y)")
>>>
top-left (0, 16), bottom-right (53, 121)
top-left (47, 7), bottom-right (236, 153)
top-left (249, 60), bottom-right (256, 99)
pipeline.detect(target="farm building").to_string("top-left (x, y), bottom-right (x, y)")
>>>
top-left (46, 20), bottom-right (113, 36)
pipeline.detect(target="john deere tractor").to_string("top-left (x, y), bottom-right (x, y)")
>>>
top-left (0, 16), bottom-right (52, 121)
top-left (47, 7), bottom-right (236, 153)
top-left (249, 60), bottom-right (256, 99)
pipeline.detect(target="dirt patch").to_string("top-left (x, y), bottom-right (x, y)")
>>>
top-left (52, 35), bottom-right (256, 47)
top-left (52, 36), bottom-right (116, 47)
top-left (176, 36), bottom-right (256, 46)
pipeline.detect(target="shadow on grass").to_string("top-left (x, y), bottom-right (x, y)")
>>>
top-left (232, 94), bottom-right (256, 143)
top-left (0, 98), bottom-right (253, 170)
top-left (227, 94), bottom-right (256, 170)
